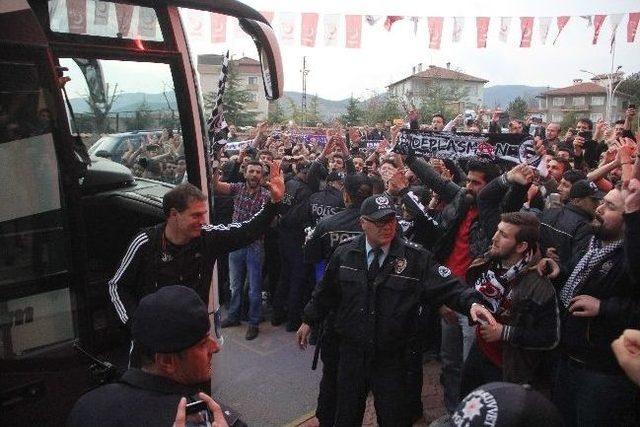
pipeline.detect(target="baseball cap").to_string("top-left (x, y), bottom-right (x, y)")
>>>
top-left (569, 179), bottom-right (606, 200)
top-left (360, 194), bottom-right (396, 221)
top-left (132, 286), bottom-right (209, 353)
top-left (452, 382), bottom-right (563, 427)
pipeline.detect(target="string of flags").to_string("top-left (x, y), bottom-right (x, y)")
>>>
top-left (57, 1), bottom-right (640, 50)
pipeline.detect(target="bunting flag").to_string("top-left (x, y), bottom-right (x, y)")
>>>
top-left (553, 16), bottom-right (570, 45)
top-left (259, 11), bottom-right (274, 23)
top-left (210, 13), bottom-right (227, 43)
top-left (207, 51), bottom-right (230, 152)
top-left (629, 12), bottom-right (640, 42)
top-left (384, 16), bottom-right (403, 31)
top-left (452, 17), bottom-right (464, 43)
top-left (609, 14), bottom-right (623, 52)
top-left (345, 15), bottom-right (362, 48)
top-left (278, 12), bottom-right (296, 45)
top-left (476, 17), bottom-right (490, 48)
top-left (539, 17), bottom-right (552, 45)
top-left (66, 0), bottom-right (87, 33)
top-left (94, 1), bottom-right (109, 26)
top-left (365, 15), bottom-right (381, 26)
top-left (520, 17), bottom-right (534, 47)
top-left (580, 15), bottom-right (593, 27)
top-left (301, 13), bottom-right (319, 47)
top-left (428, 17), bottom-right (443, 49)
top-left (323, 14), bottom-right (339, 46)
top-left (115, 3), bottom-right (134, 37)
top-left (138, 7), bottom-right (157, 38)
top-left (592, 14), bottom-right (607, 44)
top-left (498, 17), bottom-right (511, 42)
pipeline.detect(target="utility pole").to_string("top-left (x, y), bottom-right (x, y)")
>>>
top-left (301, 56), bottom-right (309, 126)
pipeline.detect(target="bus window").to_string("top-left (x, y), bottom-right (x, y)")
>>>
top-left (0, 59), bottom-right (74, 359)
top-left (60, 58), bottom-right (186, 184)
top-left (47, 0), bottom-right (163, 42)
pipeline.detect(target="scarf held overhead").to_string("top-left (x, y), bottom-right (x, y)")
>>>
top-left (393, 129), bottom-right (540, 166)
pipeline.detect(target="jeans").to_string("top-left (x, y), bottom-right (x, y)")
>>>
top-left (227, 243), bottom-right (264, 326)
top-left (553, 356), bottom-right (640, 427)
top-left (440, 313), bottom-right (476, 412)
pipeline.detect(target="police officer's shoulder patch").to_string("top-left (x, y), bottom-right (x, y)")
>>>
top-left (338, 234), bottom-right (359, 246)
top-left (402, 238), bottom-right (426, 252)
top-left (438, 265), bottom-right (452, 278)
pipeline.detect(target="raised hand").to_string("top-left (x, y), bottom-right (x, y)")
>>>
top-left (267, 160), bottom-right (285, 203)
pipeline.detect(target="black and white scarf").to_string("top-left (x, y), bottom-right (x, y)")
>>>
top-left (559, 237), bottom-right (623, 308)
top-left (474, 251), bottom-right (533, 313)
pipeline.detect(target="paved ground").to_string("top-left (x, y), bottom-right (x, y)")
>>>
top-left (211, 313), bottom-right (446, 427)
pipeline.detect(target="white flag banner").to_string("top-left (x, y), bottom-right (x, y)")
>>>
top-left (609, 13), bottom-right (623, 51)
top-left (323, 13), bottom-right (339, 46)
top-left (452, 16), bottom-right (464, 43)
top-left (411, 16), bottom-right (420, 36)
top-left (539, 16), bottom-right (552, 45)
top-left (278, 12), bottom-right (296, 45)
top-left (499, 17), bottom-right (511, 42)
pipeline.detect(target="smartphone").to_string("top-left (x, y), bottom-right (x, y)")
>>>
top-left (186, 400), bottom-right (208, 415)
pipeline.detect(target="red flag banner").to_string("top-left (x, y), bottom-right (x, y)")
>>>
top-left (115, 3), bottom-right (134, 37)
top-left (476, 17), bottom-right (490, 48)
top-left (520, 17), bottom-right (534, 47)
top-left (138, 7), bottom-right (157, 38)
top-left (210, 13), bottom-right (227, 43)
top-left (260, 11), bottom-right (274, 23)
top-left (628, 12), bottom-right (640, 42)
top-left (384, 16), bottom-right (403, 31)
top-left (427, 17), bottom-right (443, 49)
top-left (345, 15), bottom-right (362, 48)
top-left (301, 13), bottom-right (319, 47)
top-left (592, 14), bottom-right (606, 44)
top-left (94, 0), bottom-right (109, 26)
top-left (553, 16), bottom-right (570, 44)
top-left (66, 0), bottom-right (87, 34)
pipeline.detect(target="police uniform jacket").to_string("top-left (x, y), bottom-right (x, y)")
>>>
top-left (304, 206), bottom-right (362, 263)
top-left (108, 202), bottom-right (278, 327)
top-left (67, 369), bottom-right (201, 427)
top-left (308, 186), bottom-right (345, 226)
top-left (303, 234), bottom-right (484, 352)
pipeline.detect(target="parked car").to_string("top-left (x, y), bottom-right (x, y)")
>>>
top-left (88, 131), bottom-right (157, 164)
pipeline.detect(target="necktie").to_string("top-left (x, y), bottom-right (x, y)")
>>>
top-left (368, 248), bottom-right (383, 283)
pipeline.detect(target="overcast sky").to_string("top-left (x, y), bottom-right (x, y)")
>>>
top-left (62, 0), bottom-right (640, 102)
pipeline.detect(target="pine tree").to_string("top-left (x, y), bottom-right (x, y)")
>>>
top-left (306, 95), bottom-right (322, 125)
top-left (204, 61), bottom-right (258, 127)
top-left (507, 96), bottom-right (529, 120)
top-left (340, 96), bottom-right (363, 125)
top-left (268, 100), bottom-right (286, 125)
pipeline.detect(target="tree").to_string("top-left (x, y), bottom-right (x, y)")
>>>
top-left (83, 82), bottom-right (119, 134)
top-left (340, 96), bottom-right (364, 125)
top-left (204, 61), bottom-right (258, 127)
top-left (124, 98), bottom-right (154, 130)
top-left (304, 95), bottom-right (322, 126)
top-left (362, 94), bottom-right (403, 125)
top-left (413, 82), bottom-right (468, 123)
top-left (560, 110), bottom-right (579, 132)
top-left (618, 71), bottom-right (640, 117)
top-left (507, 96), bottom-right (528, 120)
top-left (268, 99), bottom-right (286, 125)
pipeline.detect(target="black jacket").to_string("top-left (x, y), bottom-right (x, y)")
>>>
top-left (539, 203), bottom-right (594, 283)
top-left (467, 257), bottom-right (560, 386)
top-left (302, 234), bottom-right (484, 352)
top-left (67, 369), bottom-right (201, 427)
top-left (304, 206), bottom-right (362, 263)
top-left (407, 156), bottom-right (526, 263)
top-left (560, 212), bottom-right (640, 373)
top-left (308, 185), bottom-right (345, 226)
top-left (279, 175), bottom-right (312, 234)
top-left (108, 202), bottom-right (278, 326)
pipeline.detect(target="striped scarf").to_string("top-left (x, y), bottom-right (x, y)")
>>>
top-left (474, 251), bottom-right (532, 313)
top-left (559, 237), bottom-right (623, 308)
top-left (206, 50), bottom-right (230, 157)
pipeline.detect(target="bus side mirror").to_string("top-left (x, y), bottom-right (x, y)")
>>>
top-left (238, 18), bottom-right (283, 100)
top-left (95, 150), bottom-right (111, 158)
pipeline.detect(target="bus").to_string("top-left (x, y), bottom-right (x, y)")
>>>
top-left (0, 1), bottom-right (283, 424)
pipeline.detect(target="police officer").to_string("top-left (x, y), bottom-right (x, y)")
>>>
top-left (297, 195), bottom-right (496, 427)
top-left (108, 175), bottom-right (284, 330)
top-left (68, 286), bottom-right (231, 427)
top-left (303, 173), bottom-right (372, 426)
top-left (307, 171), bottom-right (345, 227)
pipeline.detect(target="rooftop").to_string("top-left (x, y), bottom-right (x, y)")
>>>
top-left (540, 82), bottom-right (607, 96)
top-left (388, 65), bottom-right (489, 87)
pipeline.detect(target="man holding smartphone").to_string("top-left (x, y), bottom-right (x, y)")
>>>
top-left (69, 286), bottom-right (234, 427)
